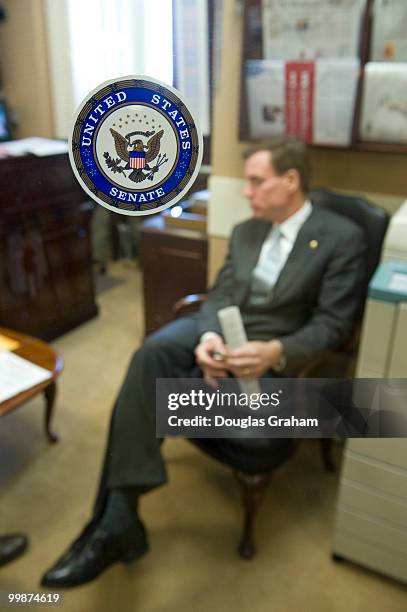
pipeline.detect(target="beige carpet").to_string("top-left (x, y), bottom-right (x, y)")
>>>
top-left (0, 261), bottom-right (406, 612)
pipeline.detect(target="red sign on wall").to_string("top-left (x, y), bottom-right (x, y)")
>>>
top-left (285, 61), bottom-right (315, 142)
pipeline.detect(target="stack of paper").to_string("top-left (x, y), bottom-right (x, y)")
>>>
top-left (0, 352), bottom-right (52, 404)
top-left (0, 137), bottom-right (68, 158)
top-left (0, 334), bottom-right (20, 352)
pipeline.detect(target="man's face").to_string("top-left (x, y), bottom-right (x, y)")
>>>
top-left (243, 150), bottom-right (294, 221)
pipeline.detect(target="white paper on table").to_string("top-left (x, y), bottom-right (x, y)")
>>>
top-left (0, 351), bottom-right (52, 404)
top-left (371, 0), bottom-right (407, 61)
top-left (359, 62), bottom-right (407, 143)
top-left (246, 60), bottom-right (285, 139)
top-left (0, 137), bottom-right (68, 157)
top-left (262, 0), bottom-right (365, 61)
top-left (313, 58), bottom-right (360, 146)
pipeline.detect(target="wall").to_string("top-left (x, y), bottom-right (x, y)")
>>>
top-left (208, 0), bottom-right (406, 284)
top-left (0, 0), bottom-right (54, 138)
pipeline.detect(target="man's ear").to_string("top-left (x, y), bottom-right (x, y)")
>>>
top-left (283, 169), bottom-right (301, 193)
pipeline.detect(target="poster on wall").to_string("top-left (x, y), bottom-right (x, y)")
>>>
top-left (359, 62), bottom-right (407, 143)
top-left (313, 58), bottom-right (360, 146)
top-left (284, 61), bottom-right (314, 142)
top-left (371, 0), bottom-right (407, 61)
top-left (261, 0), bottom-right (365, 61)
top-left (246, 60), bottom-right (286, 139)
top-left (246, 58), bottom-right (359, 145)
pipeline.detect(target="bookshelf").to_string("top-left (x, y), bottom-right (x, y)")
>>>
top-left (239, 0), bottom-right (407, 154)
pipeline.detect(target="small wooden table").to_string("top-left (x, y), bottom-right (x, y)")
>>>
top-left (0, 327), bottom-right (63, 443)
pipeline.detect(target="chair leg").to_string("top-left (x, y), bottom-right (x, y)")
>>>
top-left (320, 439), bottom-right (335, 472)
top-left (235, 472), bottom-right (271, 559)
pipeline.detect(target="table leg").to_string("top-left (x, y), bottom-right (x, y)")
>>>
top-left (43, 381), bottom-right (59, 443)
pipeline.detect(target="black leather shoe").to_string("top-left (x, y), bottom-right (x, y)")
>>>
top-left (40, 519), bottom-right (148, 588)
top-left (0, 533), bottom-right (29, 567)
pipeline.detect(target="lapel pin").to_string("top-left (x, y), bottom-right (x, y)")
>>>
top-left (309, 239), bottom-right (318, 249)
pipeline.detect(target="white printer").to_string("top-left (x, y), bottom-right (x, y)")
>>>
top-left (332, 200), bottom-right (407, 584)
top-left (382, 198), bottom-right (407, 264)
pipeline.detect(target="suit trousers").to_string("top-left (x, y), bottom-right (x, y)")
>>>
top-left (91, 313), bottom-right (293, 518)
top-left (93, 314), bottom-right (202, 517)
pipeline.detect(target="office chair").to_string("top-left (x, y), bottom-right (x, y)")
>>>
top-left (172, 188), bottom-right (390, 559)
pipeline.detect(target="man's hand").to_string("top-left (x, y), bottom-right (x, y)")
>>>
top-left (225, 340), bottom-right (284, 379)
top-left (194, 334), bottom-right (229, 387)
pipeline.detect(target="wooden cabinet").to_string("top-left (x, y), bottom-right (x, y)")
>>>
top-left (0, 153), bottom-right (98, 340)
top-left (139, 216), bottom-right (208, 335)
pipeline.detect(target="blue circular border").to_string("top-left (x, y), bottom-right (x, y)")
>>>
top-left (79, 86), bottom-right (192, 201)
top-left (69, 77), bottom-right (202, 215)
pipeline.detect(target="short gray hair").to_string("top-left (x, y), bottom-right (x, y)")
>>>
top-left (244, 137), bottom-right (311, 193)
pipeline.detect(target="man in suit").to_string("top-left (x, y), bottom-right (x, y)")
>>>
top-left (41, 137), bottom-right (367, 587)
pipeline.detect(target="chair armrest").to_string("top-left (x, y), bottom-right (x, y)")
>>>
top-left (296, 349), bottom-right (357, 379)
top-left (172, 293), bottom-right (207, 319)
top-left (296, 322), bottom-right (361, 378)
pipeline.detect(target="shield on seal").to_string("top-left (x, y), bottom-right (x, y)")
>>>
top-left (129, 151), bottom-right (145, 169)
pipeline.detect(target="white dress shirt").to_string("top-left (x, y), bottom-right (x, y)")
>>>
top-left (256, 199), bottom-right (313, 271)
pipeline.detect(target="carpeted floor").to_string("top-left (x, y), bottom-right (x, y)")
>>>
top-left (94, 271), bottom-right (125, 296)
top-left (0, 261), bottom-right (406, 612)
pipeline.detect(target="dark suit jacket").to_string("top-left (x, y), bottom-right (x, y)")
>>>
top-left (198, 204), bottom-right (367, 372)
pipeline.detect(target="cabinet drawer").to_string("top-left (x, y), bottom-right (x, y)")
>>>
top-left (342, 453), bottom-right (407, 498)
top-left (335, 508), bottom-right (407, 556)
top-left (337, 480), bottom-right (407, 527)
top-left (333, 530), bottom-right (407, 584)
top-left (347, 439), bottom-right (407, 470)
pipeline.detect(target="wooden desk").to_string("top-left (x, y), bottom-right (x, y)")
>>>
top-left (0, 153), bottom-right (98, 340)
top-left (139, 216), bottom-right (208, 335)
top-left (0, 327), bottom-right (63, 442)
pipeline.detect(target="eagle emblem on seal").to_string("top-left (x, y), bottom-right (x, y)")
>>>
top-left (103, 128), bottom-right (168, 183)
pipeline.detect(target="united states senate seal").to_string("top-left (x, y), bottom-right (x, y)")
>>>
top-left (69, 75), bottom-right (203, 216)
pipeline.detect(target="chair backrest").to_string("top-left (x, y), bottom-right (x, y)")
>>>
top-left (310, 187), bottom-right (390, 320)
